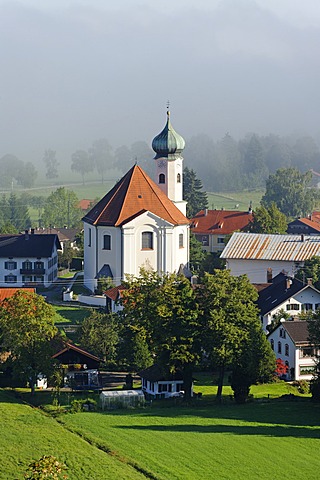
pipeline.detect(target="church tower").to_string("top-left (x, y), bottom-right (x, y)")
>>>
top-left (152, 110), bottom-right (187, 215)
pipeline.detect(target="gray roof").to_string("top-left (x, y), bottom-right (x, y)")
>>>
top-left (282, 321), bottom-right (310, 344)
top-left (0, 233), bottom-right (61, 258)
top-left (221, 232), bottom-right (320, 261)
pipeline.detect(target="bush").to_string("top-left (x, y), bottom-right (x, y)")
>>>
top-left (310, 378), bottom-right (320, 401)
top-left (70, 398), bottom-right (97, 413)
top-left (291, 380), bottom-right (309, 394)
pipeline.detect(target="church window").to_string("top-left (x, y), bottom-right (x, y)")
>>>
top-left (88, 228), bottom-right (92, 247)
top-left (159, 173), bottom-right (165, 184)
top-left (278, 341), bottom-right (282, 354)
top-left (179, 233), bottom-right (184, 248)
top-left (285, 344), bottom-right (289, 356)
top-left (142, 232), bottom-right (153, 250)
top-left (177, 173), bottom-right (181, 183)
top-left (270, 339), bottom-right (274, 351)
top-left (103, 234), bottom-right (111, 250)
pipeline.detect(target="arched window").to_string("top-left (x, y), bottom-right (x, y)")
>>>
top-left (179, 233), bottom-right (184, 248)
top-left (159, 173), bottom-right (165, 184)
top-left (270, 339), bottom-right (274, 351)
top-left (285, 344), bottom-right (289, 356)
top-left (103, 234), bottom-right (111, 250)
top-left (177, 173), bottom-right (181, 183)
top-left (278, 341), bottom-right (282, 354)
top-left (142, 232), bottom-right (153, 250)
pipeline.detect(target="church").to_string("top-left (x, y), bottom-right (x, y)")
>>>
top-left (83, 111), bottom-right (190, 291)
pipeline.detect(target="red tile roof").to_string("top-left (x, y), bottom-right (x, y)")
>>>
top-left (191, 210), bottom-right (253, 235)
top-left (83, 165), bottom-right (189, 227)
top-left (0, 288), bottom-right (35, 302)
top-left (293, 218), bottom-right (320, 232)
top-left (105, 284), bottom-right (126, 301)
top-left (78, 199), bottom-right (93, 210)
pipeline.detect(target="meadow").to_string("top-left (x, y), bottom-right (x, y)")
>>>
top-left (2, 380), bottom-right (320, 480)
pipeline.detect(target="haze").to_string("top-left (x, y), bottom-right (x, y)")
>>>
top-left (1, 0), bottom-right (320, 165)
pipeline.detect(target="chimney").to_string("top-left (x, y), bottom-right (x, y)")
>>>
top-left (204, 209), bottom-right (208, 216)
top-left (307, 278), bottom-right (313, 285)
top-left (248, 200), bottom-right (253, 214)
top-left (267, 268), bottom-right (273, 283)
top-left (301, 234), bottom-right (305, 242)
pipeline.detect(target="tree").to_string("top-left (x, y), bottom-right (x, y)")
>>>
top-left (16, 162), bottom-right (38, 188)
top-left (0, 193), bottom-right (31, 231)
top-left (231, 325), bottom-right (275, 403)
top-left (306, 310), bottom-right (320, 400)
top-left (89, 139), bottom-right (113, 183)
top-left (183, 167), bottom-right (208, 218)
top-left (189, 233), bottom-right (206, 273)
top-left (71, 150), bottom-right (94, 184)
top-left (262, 168), bottom-right (319, 217)
top-left (43, 149), bottom-right (59, 179)
top-left (241, 134), bottom-right (268, 189)
top-left (78, 311), bottom-right (119, 366)
top-left (122, 270), bottom-right (200, 399)
top-left (24, 455), bottom-right (68, 479)
top-left (249, 202), bottom-right (288, 234)
top-left (58, 242), bottom-right (74, 269)
top-left (196, 270), bottom-right (262, 402)
top-left (42, 187), bottom-right (82, 228)
top-left (0, 291), bottom-right (58, 395)
top-left (296, 256), bottom-right (320, 290)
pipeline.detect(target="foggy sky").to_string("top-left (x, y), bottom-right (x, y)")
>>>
top-left (1, 0), bottom-right (320, 165)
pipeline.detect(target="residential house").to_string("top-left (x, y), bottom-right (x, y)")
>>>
top-left (255, 273), bottom-right (320, 332)
top-left (268, 321), bottom-right (318, 381)
top-left (220, 232), bottom-right (320, 283)
top-left (34, 227), bottom-right (80, 252)
top-left (105, 284), bottom-right (126, 313)
top-left (191, 209), bottom-right (253, 253)
top-left (0, 231), bottom-right (61, 288)
top-left (0, 287), bottom-right (35, 302)
top-left (287, 215), bottom-right (320, 235)
top-left (138, 364), bottom-right (189, 399)
top-left (83, 111), bottom-right (190, 291)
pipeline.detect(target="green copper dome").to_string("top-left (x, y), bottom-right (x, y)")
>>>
top-left (152, 111), bottom-right (185, 159)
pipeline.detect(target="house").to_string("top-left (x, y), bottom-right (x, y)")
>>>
top-left (0, 231), bottom-right (61, 288)
top-left (191, 209), bottom-right (253, 253)
top-left (83, 111), bottom-right (190, 291)
top-left (105, 284), bottom-right (126, 313)
top-left (220, 232), bottom-right (320, 283)
top-left (78, 199), bottom-right (94, 211)
top-left (138, 364), bottom-right (189, 399)
top-left (52, 343), bottom-right (102, 389)
top-left (0, 287), bottom-right (35, 302)
top-left (255, 273), bottom-right (320, 332)
top-left (287, 215), bottom-right (320, 235)
top-left (34, 227), bottom-right (80, 252)
top-left (268, 321), bottom-right (318, 381)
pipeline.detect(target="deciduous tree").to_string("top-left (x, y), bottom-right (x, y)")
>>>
top-left (0, 291), bottom-right (58, 395)
top-left (71, 150), bottom-right (93, 184)
top-left (43, 149), bottom-right (59, 179)
top-left (249, 202), bottom-right (288, 234)
top-left (42, 187), bottom-right (82, 228)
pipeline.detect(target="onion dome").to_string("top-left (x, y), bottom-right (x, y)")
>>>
top-left (152, 111), bottom-right (185, 159)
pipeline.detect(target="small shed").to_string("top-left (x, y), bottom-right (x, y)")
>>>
top-left (100, 390), bottom-right (145, 410)
top-left (139, 364), bottom-right (190, 399)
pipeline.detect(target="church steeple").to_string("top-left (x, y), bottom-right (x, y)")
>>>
top-left (152, 110), bottom-right (186, 215)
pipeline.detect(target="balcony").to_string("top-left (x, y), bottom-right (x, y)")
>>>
top-left (20, 268), bottom-right (45, 275)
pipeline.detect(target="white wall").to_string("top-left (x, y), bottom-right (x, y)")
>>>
top-left (225, 259), bottom-right (299, 283)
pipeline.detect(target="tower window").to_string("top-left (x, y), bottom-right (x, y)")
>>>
top-left (88, 228), bottom-right (92, 247)
top-left (179, 233), bottom-right (184, 248)
top-left (103, 234), bottom-right (111, 250)
top-left (159, 173), bottom-right (165, 184)
top-left (177, 173), bottom-right (181, 183)
top-left (142, 232), bottom-right (153, 250)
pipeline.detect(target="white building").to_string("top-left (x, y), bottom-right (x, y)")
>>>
top-left (83, 112), bottom-right (190, 291)
top-left (268, 321), bottom-right (318, 381)
top-left (221, 232), bottom-right (320, 283)
top-left (256, 273), bottom-right (320, 332)
top-left (0, 231), bottom-right (60, 288)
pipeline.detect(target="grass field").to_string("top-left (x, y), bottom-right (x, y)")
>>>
top-left (2, 380), bottom-right (320, 480)
top-left (52, 305), bottom-right (92, 325)
top-left (206, 190), bottom-right (264, 211)
top-left (0, 390), bottom-right (144, 480)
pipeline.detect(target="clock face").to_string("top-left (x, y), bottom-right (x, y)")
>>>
top-left (157, 160), bottom-right (166, 168)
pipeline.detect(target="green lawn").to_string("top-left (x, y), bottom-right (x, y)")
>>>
top-left (0, 390), bottom-right (144, 480)
top-left (53, 305), bottom-right (92, 324)
top-left (61, 400), bottom-right (320, 480)
top-left (206, 190), bottom-right (264, 211)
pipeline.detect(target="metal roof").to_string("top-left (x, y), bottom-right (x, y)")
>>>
top-left (221, 232), bottom-right (320, 261)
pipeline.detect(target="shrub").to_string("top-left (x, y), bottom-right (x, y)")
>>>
top-left (24, 455), bottom-right (68, 479)
top-left (292, 380), bottom-right (309, 394)
top-left (70, 398), bottom-right (97, 413)
top-left (310, 378), bottom-right (320, 401)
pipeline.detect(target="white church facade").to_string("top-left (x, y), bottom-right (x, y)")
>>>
top-left (83, 111), bottom-right (190, 291)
